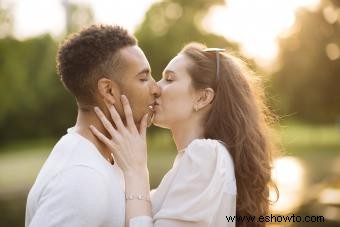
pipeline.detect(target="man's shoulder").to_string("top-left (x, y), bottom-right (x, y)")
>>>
top-left (48, 132), bottom-right (111, 174)
top-left (32, 132), bottom-right (121, 196)
top-left (48, 164), bottom-right (110, 190)
top-left (26, 165), bottom-right (117, 227)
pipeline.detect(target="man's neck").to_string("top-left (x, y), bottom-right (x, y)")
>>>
top-left (74, 109), bottom-right (114, 164)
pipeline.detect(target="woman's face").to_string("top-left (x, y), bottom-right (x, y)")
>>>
top-left (153, 54), bottom-right (196, 129)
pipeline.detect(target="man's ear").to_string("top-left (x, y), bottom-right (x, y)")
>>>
top-left (97, 78), bottom-right (120, 104)
top-left (196, 88), bottom-right (215, 111)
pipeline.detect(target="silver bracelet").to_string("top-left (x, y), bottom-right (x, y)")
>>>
top-left (125, 193), bottom-right (151, 201)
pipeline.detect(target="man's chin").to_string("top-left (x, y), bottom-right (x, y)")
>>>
top-left (150, 116), bottom-right (168, 129)
top-left (146, 111), bottom-right (155, 127)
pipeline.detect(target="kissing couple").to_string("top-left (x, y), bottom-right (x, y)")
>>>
top-left (26, 24), bottom-right (276, 227)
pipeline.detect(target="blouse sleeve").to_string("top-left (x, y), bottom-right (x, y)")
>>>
top-left (152, 139), bottom-right (236, 227)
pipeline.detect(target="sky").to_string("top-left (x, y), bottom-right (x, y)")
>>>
top-left (8, 0), bottom-right (321, 67)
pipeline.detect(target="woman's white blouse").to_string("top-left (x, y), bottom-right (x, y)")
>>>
top-left (130, 139), bottom-right (237, 227)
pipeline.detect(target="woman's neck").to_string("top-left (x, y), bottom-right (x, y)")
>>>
top-left (171, 122), bottom-right (204, 152)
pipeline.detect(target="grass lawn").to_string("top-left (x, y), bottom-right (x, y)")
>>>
top-left (1, 123), bottom-right (340, 190)
top-left (276, 121), bottom-right (340, 183)
top-left (1, 123), bottom-right (339, 192)
top-left (0, 130), bottom-right (177, 192)
top-left (278, 121), bottom-right (340, 155)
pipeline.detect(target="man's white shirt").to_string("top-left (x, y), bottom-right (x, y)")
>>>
top-left (25, 128), bottom-right (125, 227)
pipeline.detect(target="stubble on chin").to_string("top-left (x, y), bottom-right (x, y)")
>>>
top-left (147, 110), bottom-right (155, 127)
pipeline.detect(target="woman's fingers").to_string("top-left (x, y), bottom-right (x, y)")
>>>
top-left (89, 125), bottom-right (116, 151)
top-left (121, 95), bottom-right (138, 133)
top-left (103, 100), bottom-right (126, 133)
top-left (94, 107), bottom-right (118, 138)
top-left (140, 113), bottom-right (148, 140)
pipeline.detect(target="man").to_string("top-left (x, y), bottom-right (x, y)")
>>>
top-left (25, 24), bottom-right (160, 227)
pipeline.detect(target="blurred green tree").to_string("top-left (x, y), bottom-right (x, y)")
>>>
top-left (0, 0), bottom-right (14, 38)
top-left (62, 0), bottom-right (95, 34)
top-left (0, 35), bottom-right (76, 144)
top-left (0, 2), bottom-right (95, 145)
top-left (272, 0), bottom-right (340, 123)
top-left (134, 0), bottom-right (245, 80)
top-left (0, 0), bottom-right (262, 145)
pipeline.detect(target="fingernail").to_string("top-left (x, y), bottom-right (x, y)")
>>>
top-left (94, 106), bottom-right (99, 112)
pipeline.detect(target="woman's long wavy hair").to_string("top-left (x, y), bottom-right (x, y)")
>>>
top-left (181, 42), bottom-right (278, 226)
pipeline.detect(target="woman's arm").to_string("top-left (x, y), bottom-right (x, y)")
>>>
top-left (90, 97), bottom-right (235, 226)
top-left (124, 170), bottom-right (152, 225)
top-left (90, 95), bottom-right (152, 226)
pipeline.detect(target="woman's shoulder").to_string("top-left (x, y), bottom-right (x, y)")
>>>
top-left (184, 138), bottom-right (233, 167)
top-left (180, 138), bottom-right (236, 194)
top-left (186, 138), bottom-right (229, 156)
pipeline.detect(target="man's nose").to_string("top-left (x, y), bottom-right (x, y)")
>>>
top-left (151, 81), bottom-right (161, 98)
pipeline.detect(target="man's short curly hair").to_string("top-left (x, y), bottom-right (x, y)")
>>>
top-left (57, 24), bottom-right (136, 105)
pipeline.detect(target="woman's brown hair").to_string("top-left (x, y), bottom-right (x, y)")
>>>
top-left (181, 42), bottom-right (278, 226)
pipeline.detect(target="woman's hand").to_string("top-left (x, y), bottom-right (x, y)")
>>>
top-left (90, 95), bottom-right (149, 175)
top-left (91, 95), bottom-right (152, 221)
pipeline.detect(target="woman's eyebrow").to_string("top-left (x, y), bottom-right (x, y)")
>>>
top-left (164, 70), bottom-right (176, 75)
top-left (162, 70), bottom-right (176, 78)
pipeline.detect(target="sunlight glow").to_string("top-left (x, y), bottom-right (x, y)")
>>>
top-left (12, 0), bottom-right (320, 66)
top-left (326, 43), bottom-right (340, 60)
top-left (72, 0), bottom-right (156, 33)
top-left (270, 156), bottom-right (306, 214)
top-left (14, 0), bottom-right (65, 38)
top-left (204, 0), bottom-right (320, 66)
top-left (13, 0), bottom-right (156, 38)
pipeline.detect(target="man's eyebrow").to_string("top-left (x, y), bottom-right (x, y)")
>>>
top-left (136, 68), bottom-right (151, 76)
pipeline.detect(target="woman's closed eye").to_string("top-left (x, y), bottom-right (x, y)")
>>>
top-left (165, 75), bottom-right (174, 82)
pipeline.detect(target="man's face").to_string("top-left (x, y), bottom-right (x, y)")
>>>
top-left (116, 46), bottom-right (159, 125)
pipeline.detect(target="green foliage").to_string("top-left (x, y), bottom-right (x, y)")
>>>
top-left (0, 35), bottom-right (77, 144)
top-left (0, 2), bottom-right (95, 145)
top-left (272, 0), bottom-right (340, 123)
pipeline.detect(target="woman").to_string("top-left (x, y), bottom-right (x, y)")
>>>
top-left (90, 42), bottom-right (277, 226)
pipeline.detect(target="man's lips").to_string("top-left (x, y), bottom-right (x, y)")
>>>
top-left (148, 104), bottom-right (155, 112)
top-left (148, 101), bottom-right (159, 112)
top-left (147, 103), bottom-right (157, 126)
